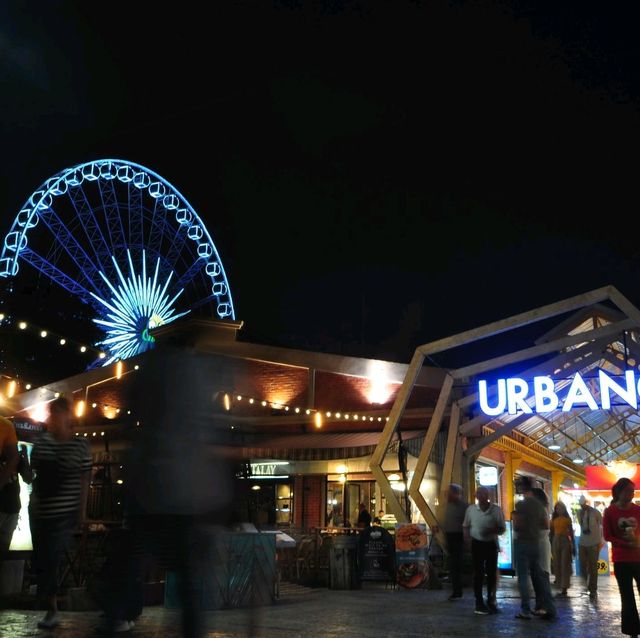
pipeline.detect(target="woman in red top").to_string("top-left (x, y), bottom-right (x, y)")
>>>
top-left (603, 477), bottom-right (640, 638)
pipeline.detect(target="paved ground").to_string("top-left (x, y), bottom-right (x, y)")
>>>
top-left (0, 575), bottom-right (631, 637)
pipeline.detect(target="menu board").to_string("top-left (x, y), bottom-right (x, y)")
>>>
top-left (357, 525), bottom-right (395, 582)
top-left (395, 523), bottom-right (428, 588)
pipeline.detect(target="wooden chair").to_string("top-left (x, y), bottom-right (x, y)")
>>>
top-left (296, 536), bottom-right (315, 579)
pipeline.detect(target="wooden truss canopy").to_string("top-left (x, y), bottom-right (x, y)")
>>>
top-left (370, 286), bottom-right (640, 550)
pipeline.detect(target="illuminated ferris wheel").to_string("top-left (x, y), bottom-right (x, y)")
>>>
top-left (0, 159), bottom-right (235, 365)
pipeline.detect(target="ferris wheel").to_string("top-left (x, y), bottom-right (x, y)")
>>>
top-left (0, 159), bottom-right (235, 365)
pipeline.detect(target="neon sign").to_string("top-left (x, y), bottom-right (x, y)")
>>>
top-left (478, 370), bottom-right (639, 416)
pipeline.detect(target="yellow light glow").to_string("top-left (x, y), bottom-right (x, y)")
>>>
top-left (103, 406), bottom-right (118, 419)
top-left (336, 464), bottom-right (347, 474)
top-left (607, 460), bottom-right (636, 481)
top-left (223, 393), bottom-right (231, 411)
top-left (75, 400), bottom-right (85, 418)
top-left (25, 384), bottom-right (31, 390)
top-left (40, 330), bottom-right (47, 338)
top-left (367, 362), bottom-right (392, 404)
top-left (387, 474), bottom-right (400, 481)
top-left (26, 401), bottom-right (48, 423)
top-left (314, 412), bottom-right (322, 428)
top-left (59, 338), bottom-right (66, 345)
top-left (98, 352), bottom-right (106, 359)
top-left (338, 474), bottom-right (346, 484)
top-left (80, 346), bottom-right (87, 353)
top-left (7, 380), bottom-right (16, 398)
top-left (18, 322), bottom-right (27, 330)
top-left (115, 361), bottom-right (123, 379)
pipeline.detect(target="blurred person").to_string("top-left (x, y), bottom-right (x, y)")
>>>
top-left (577, 494), bottom-right (603, 599)
top-left (113, 337), bottom-right (237, 638)
top-left (356, 503), bottom-right (371, 529)
top-left (29, 397), bottom-right (92, 629)
top-left (530, 487), bottom-right (551, 616)
top-left (462, 486), bottom-right (505, 615)
top-left (550, 501), bottom-right (574, 596)
top-left (513, 476), bottom-right (556, 621)
top-left (441, 483), bottom-right (468, 600)
top-left (603, 477), bottom-right (640, 638)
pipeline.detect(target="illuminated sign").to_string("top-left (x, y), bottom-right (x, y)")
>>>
top-left (9, 442), bottom-right (33, 551)
top-left (478, 466), bottom-right (498, 486)
top-left (478, 370), bottom-right (639, 416)
top-left (248, 461), bottom-right (289, 479)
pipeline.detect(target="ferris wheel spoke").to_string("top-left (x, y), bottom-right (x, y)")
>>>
top-left (19, 247), bottom-right (92, 300)
top-left (127, 181), bottom-right (145, 259)
top-left (163, 223), bottom-right (190, 275)
top-left (36, 206), bottom-right (106, 297)
top-left (66, 182), bottom-right (113, 280)
top-left (147, 196), bottom-right (165, 263)
top-left (175, 257), bottom-right (206, 291)
top-left (97, 179), bottom-right (128, 268)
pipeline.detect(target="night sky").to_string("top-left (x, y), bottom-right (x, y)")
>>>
top-left (2, 1), bottom-right (640, 377)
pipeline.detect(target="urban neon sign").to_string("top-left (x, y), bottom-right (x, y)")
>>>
top-left (478, 370), bottom-right (639, 416)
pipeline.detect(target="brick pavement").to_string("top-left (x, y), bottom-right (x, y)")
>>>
top-left (0, 574), bottom-right (629, 637)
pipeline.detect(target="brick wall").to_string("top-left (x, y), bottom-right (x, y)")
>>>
top-left (293, 475), bottom-right (325, 529)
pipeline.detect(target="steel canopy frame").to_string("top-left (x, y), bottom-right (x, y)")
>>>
top-left (370, 285), bottom-right (640, 551)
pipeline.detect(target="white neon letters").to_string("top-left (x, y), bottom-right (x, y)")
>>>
top-left (478, 370), bottom-right (640, 415)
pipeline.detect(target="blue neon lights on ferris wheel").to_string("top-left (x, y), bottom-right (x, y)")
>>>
top-left (0, 159), bottom-right (235, 366)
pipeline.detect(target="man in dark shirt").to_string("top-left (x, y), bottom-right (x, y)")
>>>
top-left (513, 476), bottom-right (557, 621)
top-left (357, 503), bottom-right (372, 528)
top-left (442, 483), bottom-right (468, 600)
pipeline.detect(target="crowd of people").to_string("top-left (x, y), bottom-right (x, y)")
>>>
top-left (440, 475), bottom-right (640, 637)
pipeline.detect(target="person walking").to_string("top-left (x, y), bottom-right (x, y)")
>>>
top-left (513, 476), bottom-right (557, 621)
top-left (603, 477), bottom-right (640, 638)
top-left (29, 397), bottom-right (92, 630)
top-left (462, 486), bottom-right (505, 615)
top-left (531, 487), bottom-right (552, 616)
top-left (441, 483), bottom-right (468, 600)
top-left (578, 494), bottom-right (603, 599)
top-left (550, 501), bottom-right (575, 596)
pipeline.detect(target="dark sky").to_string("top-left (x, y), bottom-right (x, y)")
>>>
top-left (2, 1), bottom-right (640, 371)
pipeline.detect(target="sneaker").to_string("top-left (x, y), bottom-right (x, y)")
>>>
top-left (114, 620), bottom-right (132, 632)
top-left (488, 602), bottom-right (499, 614)
top-left (538, 612), bottom-right (557, 621)
top-left (475, 603), bottom-right (490, 615)
top-left (37, 614), bottom-right (60, 629)
top-left (515, 611), bottom-right (532, 620)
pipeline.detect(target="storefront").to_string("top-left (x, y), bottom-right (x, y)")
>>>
top-left (240, 461), bottom-right (294, 527)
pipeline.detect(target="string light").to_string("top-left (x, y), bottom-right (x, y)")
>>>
top-left (0, 316), bottom-right (106, 359)
top-left (220, 391), bottom-right (390, 423)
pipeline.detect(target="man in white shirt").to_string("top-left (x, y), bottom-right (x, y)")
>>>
top-left (463, 486), bottom-right (506, 615)
top-left (577, 495), bottom-right (603, 598)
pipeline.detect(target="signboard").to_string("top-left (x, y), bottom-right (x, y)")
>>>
top-left (8, 441), bottom-right (33, 551)
top-left (478, 370), bottom-right (640, 416)
top-left (597, 542), bottom-right (610, 576)
top-left (497, 521), bottom-right (512, 571)
top-left (357, 525), bottom-right (395, 582)
top-left (394, 523), bottom-right (428, 588)
top-left (478, 466), bottom-right (498, 486)
top-left (585, 463), bottom-right (640, 489)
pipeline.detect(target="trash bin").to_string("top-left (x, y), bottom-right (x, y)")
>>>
top-left (329, 535), bottom-right (360, 590)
